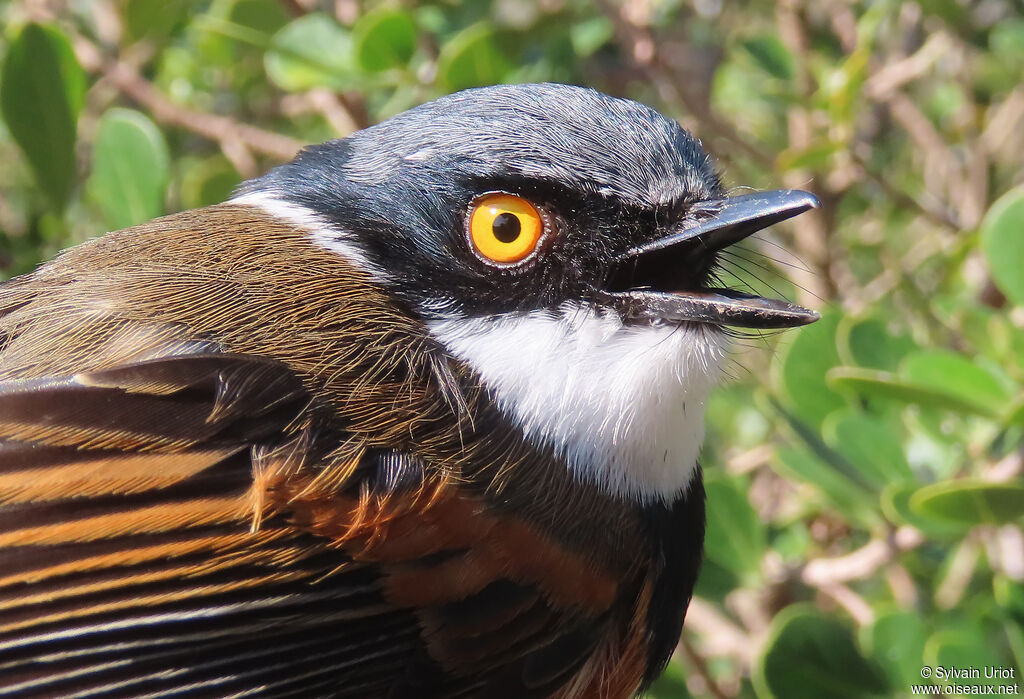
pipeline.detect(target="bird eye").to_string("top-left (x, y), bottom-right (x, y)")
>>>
top-left (468, 193), bottom-right (545, 265)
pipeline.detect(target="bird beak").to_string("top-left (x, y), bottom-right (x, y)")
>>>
top-left (602, 189), bottom-right (821, 329)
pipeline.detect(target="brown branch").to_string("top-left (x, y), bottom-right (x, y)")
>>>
top-left (801, 526), bottom-right (925, 586)
top-left (305, 88), bottom-right (363, 137)
top-left (815, 582), bottom-right (875, 625)
top-left (775, 0), bottom-right (837, 303)
top-left (851, 151), bottom-right (962, 230)
top-left (593, 0), bottom-right (773, 170)
top-left (679, 632), bottom-right (732, 699)
top-left (854, 27), bottom-right (967, 231)
top-left (684, 597), bottom-right (755, 664)
top-left (72, 36), bottom-right (304, 176)
top-left (865, 33), bottom-right (950, 100)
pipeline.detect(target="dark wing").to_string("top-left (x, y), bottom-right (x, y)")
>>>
top-left (0, 354), bottom-right (425, 698)
top-left (0, 353), bottom-right (637, 699)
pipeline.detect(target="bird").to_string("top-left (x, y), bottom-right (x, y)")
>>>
top-left (0, 83), bottom-right (818, 698)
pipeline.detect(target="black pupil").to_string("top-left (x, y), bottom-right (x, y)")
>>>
top-left (492, 212), bottom-right (521, 243)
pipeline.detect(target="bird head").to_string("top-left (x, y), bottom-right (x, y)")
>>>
top-left (235, 83), bottom-right (819, 502)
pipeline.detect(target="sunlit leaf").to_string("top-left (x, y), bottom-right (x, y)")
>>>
top-left (902, 350), bottom-right (1013, 415)
top-left (776, 142), bottom-right (839, 173)
top-left (693, 557), bottom-right (740, 603)
top-left (122, 0), bottom-right (193, 42)
top-left (88, 109), bottom-right (170, 230)
top-left (570, 16), bottom-right (613, 58)
top-left (923, 628), bottom-right (1000, 679)
top-left (352, 9), bottom-right (417, 72)
top-left (862, 609), bottom-right (928, 687)
top-left (0, 23), bottom-right (85, 209)
top-left (740, 35), bottom-right (794, 80)
top-left (754, 605), bottom-right (887, 698)
top-left (981, 187), bottom-right (1024, 306)
top-left (990, 18), bottom-right (1024, 74)
top-left (774, 309), bottom-right (845, 429)
top-left (994, 576), bottom-right (1024, 620)
top-left (836, 316), bottom-right (917, 372)
top-left (827, 366), bottom-right (1002, 419)
top-left (647, 660), bottom-right (694, 699)
top-left (437, 23), bottom-right (513, 91)
top-left (823, 411), bottom-right (913, 488)
top-left (265, 13), bottom-right (356, 91)
top-left (771, 396), bottom-right (878, 499)
top-left (179, 156), bottom-right (241, 210)
top-left (228, 0), bottom-right (290, 35)
top-left (880, 483), bottom-right (965, 537)
top-left (1004, 397), bottom-right (1024, 427)
top-left (774, 446), bottom-right (876, 522)
top-left (703, 473), bottom-right (765, 577)
top-left (910, 479), bottom-right (1024, 525)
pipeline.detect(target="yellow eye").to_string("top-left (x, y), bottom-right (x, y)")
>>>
top-left (468, 193), bottom-right (545, 264)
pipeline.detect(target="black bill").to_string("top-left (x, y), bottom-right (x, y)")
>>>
top-left (603, 189), bottom-right (821, 329)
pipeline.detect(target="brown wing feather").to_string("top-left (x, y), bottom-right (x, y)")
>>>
top-left (0, 354), bottom-right (423, 698)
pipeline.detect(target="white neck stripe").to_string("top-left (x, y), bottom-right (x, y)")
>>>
top-left (231, 191), bottom-right (383, 278)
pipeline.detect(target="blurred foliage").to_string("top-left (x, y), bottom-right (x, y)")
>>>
top-left (0, 0), bottom-right (1022, 697)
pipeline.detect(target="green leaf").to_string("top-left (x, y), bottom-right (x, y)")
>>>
top-left (774, 309), bottom-right (845, 429)
top-left (775, 446), bottom-right (876, 521)
top-left (88, 109), bottom-right (170, 231)
top-left (776, 142), bottom-right (839, 173)
top-left (265, 13), bottom-right (355, 91)
top-left (836, 316), bottom-right (916, 372)
top-left (179, 156), bottom-right (241, 210)
top-left (228, 0), bottom-right (290, 35)
top-left (910, 479), bottom-right (1024, 525)
top-left (827, 366), bottom-right (1002, 419)
top-left (923, 628), bottom-right (998, 678)
top-left (437, 23), bottom-right (513, 91)
top-left (754, 605), bottom-right (887, 699)
top-left (880, 483), bottom-right (965, 537)
top-left (570, 16), bottom-right (613, 57)
top-left (0, 23), bottom-right (85, 209)
top-left (647, 660), bottom-right (693, 698)
top-left (994, 576), bottom-right (1024, 621)
top-left (740, 35), bottom-right (794, 80)
top-left (1004, 397), bottom-right (1024, 426)
top-left (703, 473), bottom-right (765, 577)
top-left (771, 396), bottom-right (879, 497)
top-left (352, 9), bottom-right (417, 72)
top-left (862, 609), bottom-right (929, 687)
top-left (1003, 620), bottom-right (1024, 681)
top-left (981, 187), bottom-right (1024, 306)
top-left (822, 412), bottom-right (913, 488)
top-left (902, 350), bottom-right (1012, 415)
top-left (989, 18), bottom-right (1024, 65)
top-left (692, 557), bottom-right (740, 602)
top-left (122, 0), bottom-right (193, 42)
top-left (772, 521), bottom-right (812, 563)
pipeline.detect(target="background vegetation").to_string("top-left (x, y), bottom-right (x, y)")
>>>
top-left (0, 0), bottom-right (1022, 697)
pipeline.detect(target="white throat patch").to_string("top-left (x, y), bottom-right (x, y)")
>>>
top-left (428, 306), bottom-right (727, 502)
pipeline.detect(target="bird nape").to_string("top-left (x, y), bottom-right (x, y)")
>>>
top-left (0, 83), bottom-right (817, 698)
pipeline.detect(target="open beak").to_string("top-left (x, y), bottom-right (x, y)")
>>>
top-left (602, 189), bottom-right (821, 329)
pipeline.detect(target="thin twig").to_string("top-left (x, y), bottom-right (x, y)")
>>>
top-left (815, 582), bottom-right (874, 625)
top-left (72, 35), bottom-right (304, 175)
top-left (775, 0), bottom-right (836, 303)
top-left (679, 633), bottom-right (731, 699)
top-left (851, 151), bottom-right (962, 230)
top-left (801, 526), bottom-right (925, 586)
top-left (593, 0), bottom-right (773, 169)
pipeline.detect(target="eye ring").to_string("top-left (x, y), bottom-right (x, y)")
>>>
top-left (466, 192), bottom-right (548, 266)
